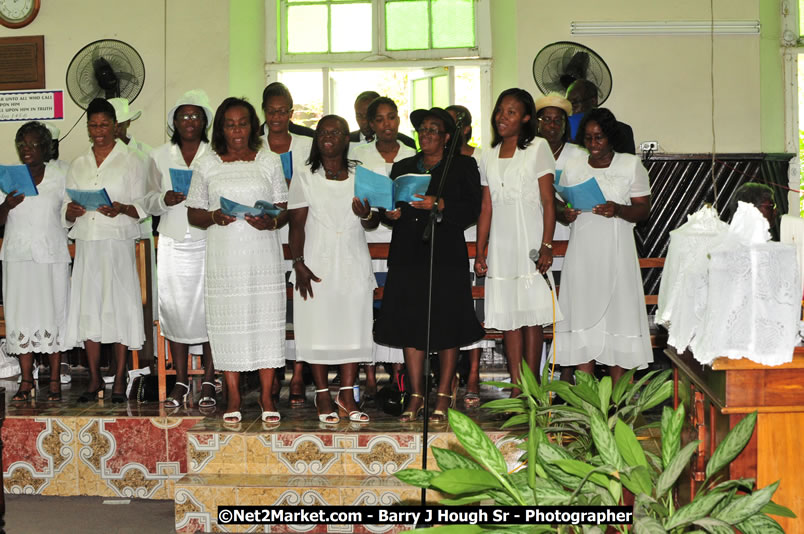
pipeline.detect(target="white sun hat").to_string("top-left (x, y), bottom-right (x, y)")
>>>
top-left (167, 89), bottom-right (214, 134)
top-left (107, 97), bottom-right (142, 123)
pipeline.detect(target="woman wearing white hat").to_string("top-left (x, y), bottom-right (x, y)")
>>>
top-left (142, 90), bottom-right (217, 408)
top-left (107, 98), bottom-right (152, 155)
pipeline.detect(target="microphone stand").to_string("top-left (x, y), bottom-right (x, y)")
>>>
top-left (419, 113), bottom-right (466, 507)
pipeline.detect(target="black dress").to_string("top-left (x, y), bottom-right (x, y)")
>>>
top-left (374, 153), bottom-right (484, 351)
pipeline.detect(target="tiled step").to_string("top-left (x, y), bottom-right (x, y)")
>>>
top-left (185, 415), bottom-right (522, 477)
top-left (174, 473), bottom-right (441, 533)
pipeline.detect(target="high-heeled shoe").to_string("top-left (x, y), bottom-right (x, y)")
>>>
top-left (258, 400), bottom-right (281, 424)
top-left (430, 377), bottom-right (458, 423)
top-left (335, 387), bottom-right (369, 423)
top-left (314, 388), bottom-right (339, 424)
top-left (399, 393), bottom-right (424, 422)
top-left (164, 382), bottom-right (190, 408)
top-left (47, 383), bottom-right (62, 402)
top-left (77, 383), bottom-right (105, 402)
top-left (12, 379), bottom-right (35, 402)
top-left (198, 381), bottom-right (217, 408)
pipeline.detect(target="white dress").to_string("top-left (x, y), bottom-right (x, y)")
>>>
top-left (260, 132), bottom-right (314, 361)
top-left (479, 138), bottom-right (563, 330)
top-left (552, 143), bottom-right (587, 247)
top-left (185, 149), bottom-right (287, 371)
top-left (287, 167), bottom-right (376, 364)
top-left (143, 142), bottom-right (212, 345)
top-left (351, 140), bottom-right (416, 363)
top-left (62, 141), bottom-right (148, 350)
top-left (1, 161), bottom-right (71, 354)
top-left (555, 152), bottom-right (653, 368)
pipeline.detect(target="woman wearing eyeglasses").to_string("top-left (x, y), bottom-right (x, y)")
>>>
top-left (474, 88), bottom-right (562, 395)
top-left (186, 97), bottom-right (288, 424)
top-left (375, 107), bottom-right (483, 422)
top-left (554, 108), bottom-right (652, 383)
top-left (2, 122), bottom-right (71, 402)
top-left (143, 90), bottom-right (217, 408)
top-left (288, 115), bottom-right (377, 424)
top-left (261, 82), bottom-right (313, 407)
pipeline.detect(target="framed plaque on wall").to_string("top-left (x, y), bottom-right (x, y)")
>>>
top-left (0, 35), bottom-right (45, 90)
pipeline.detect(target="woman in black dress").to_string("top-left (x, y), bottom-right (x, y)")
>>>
top-left (375, 107), bottom-right (483, 422)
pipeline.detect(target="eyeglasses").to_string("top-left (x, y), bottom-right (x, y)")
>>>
top-left (416, 127), bottom-right (444, 137)
top-left (177, 113), bottom-right (203, 121)
top-left (265, 108), bottom-right (291, 117)
top-left (15, 141), bottom-right (42, 150)
top-left (537, 116), bottom-right (565, 126)
top-left (317, 129), bottom-right (346, 138)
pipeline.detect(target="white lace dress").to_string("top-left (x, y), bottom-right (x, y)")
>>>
top-left (287, 167), bottom-right (376, 364)
top-left (1, 161), bottom-right (71, 354)
top-left (555, 152), bottom-right (653, 369)
top-left (186, 149), bottom-right (288, 371)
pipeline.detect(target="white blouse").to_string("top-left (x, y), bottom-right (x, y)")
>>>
top-left (0, 160), bottom-right (71, 263)
top-left (61, 140), bottom-right (148, 241)
top-left (260, 132), bottom-right (313, 181)
top-left (142, 141), bottom-right (212, 242)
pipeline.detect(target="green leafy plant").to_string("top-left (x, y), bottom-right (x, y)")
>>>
top-left (395, 365), bottom-right (794, 533)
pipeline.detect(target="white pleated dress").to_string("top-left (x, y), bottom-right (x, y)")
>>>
top-left (1, 160), bottom-right (72, 355)
top-left (554, 152), bottom-right (653, 369)
top-left (62, 141), bottom-right (148, 350)
top-left (351, 140), bottom-right (416, 363)
top-left (143, 142), bottom-right (212, 345)
top-left (186, 149), bottom-right (288, 371)
top-left (480, 138), bottom-right (563, 331)
top-left (288, 167), bottom-right (376, 365)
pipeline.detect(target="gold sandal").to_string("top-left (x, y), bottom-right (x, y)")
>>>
top-left (399, 393), bottom-right (424, 422)
top-left (430, 378), bottom-right (458, 422)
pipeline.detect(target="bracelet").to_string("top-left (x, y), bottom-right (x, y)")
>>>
top-left (541, 242), bottom-right (553, 249)
top-left (292, 255), bottom-right (304, 265)
top-left (210, 211), bottom-right (219, 225)
top-left (361, 211), bottom-right (374, 222)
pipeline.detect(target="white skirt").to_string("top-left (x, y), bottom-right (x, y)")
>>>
top-left (64, 239), bottom-right (145, 350)
top-left (157, 235), bottom-right (208, 344)
top-left (2, 260), bottom-right (70, 354)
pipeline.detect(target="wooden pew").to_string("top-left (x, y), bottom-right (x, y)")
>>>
top-left (155, 240), bottom-right (667, 401)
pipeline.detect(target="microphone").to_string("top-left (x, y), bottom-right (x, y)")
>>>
top-left (453, 111), bottom-right (468, 128)
top-left (529, 248), bottom-right (553, 291)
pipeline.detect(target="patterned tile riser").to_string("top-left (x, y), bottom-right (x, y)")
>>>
top-left (188, 430), bottom-right (523, 476)
top-left (2, 415), bottom-right (202, 499)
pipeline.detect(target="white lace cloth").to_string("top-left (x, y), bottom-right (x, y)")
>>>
top-left (691, 202), bottom-right (800, 366)
top-left (656, 206), bottom-right (728, 352)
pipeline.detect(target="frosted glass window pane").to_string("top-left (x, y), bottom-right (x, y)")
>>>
top-left (412, 78), bottom-right (430, 110)
top-left (279, 71), bottom-right (324, 129)
top-left (432, 0), bottom-right (475, 48)
top-left (288, 5), bottom-right (329, 53)
top-left (331, 3), bottom-right (372, 52)
top-left (431, 75), bottom-right (448, 108)
top-left (386, 1), bottom-right (429, 50)
top-left (454, 66), bottom-right (481, 147)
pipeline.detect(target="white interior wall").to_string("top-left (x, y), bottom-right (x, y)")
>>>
top-left (508, 0), bottom-right (762, 153)
top-left (0, 0), bottom-right (229, 164)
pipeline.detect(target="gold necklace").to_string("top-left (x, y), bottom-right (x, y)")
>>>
top-left (552, 143), bottom-right (564, 159)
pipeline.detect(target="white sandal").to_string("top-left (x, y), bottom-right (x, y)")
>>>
top-left (336, 387), bottom-right (369, 423)
top-left (164, 382), bottom-right (189, 408)
top-left (222, 410), bottom-right (241, 423)
top-left (199, 381), bottom-right (217, 408)
top-left (314, 388), bottom-right (339, 424)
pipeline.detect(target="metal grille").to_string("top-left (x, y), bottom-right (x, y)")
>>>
top-left (637, 153), bottom-right (794, 305)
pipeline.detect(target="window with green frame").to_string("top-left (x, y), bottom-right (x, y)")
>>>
top-left (282, 0), bottom-right (477, 57)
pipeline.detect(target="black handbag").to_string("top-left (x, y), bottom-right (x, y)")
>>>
top-left (376, 370), bottom-right (408, 416)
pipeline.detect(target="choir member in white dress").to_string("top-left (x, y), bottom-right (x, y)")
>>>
top-left (351, 97), bottom-right (416, 400)
top-left (63, 98), bottom-right (148, 403)
top-left (288, 115), bottom-right (377, 423)
top-left (555, 108), bottom-right (653, 383)
top-left (475, 89), bottom-right (563, 396)
top-left (260, 82), bottom-right (313, 407)
top-left (186, 98), bottom-right (288, 424)
top-left (533, 93), bottom-right (587, 252)
top-left (445, 104), bottom-right (490, 409)
top-left (143, 89), bottom-right (217, 408)
top-left (2, 122), bottom-right (71, 402)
